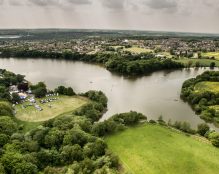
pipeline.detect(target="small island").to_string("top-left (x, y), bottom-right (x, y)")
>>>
top-left (181, 71), bottom-right (219, 125)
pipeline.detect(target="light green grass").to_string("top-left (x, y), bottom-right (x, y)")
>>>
top-left (202, 52), bottom-right (219, 60)
top-left (174, 58), bottom-right (219, 67)
top-left (210, 105), bottom-right (219, 112)
top-left (15, 119), bottom-right (42, 133)
top-left (124, 46), bottom-right (153, 54)
top-left (15, 96), bottom-right (88, 122)
top-left (194, 81), bottom-right (219, 93)
top-left (105, 124), bottom-right (219, 174)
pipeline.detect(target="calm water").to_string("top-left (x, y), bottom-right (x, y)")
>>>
top-left (0, 58), bottom-right (218, 129)
top-left (0, 35), bottom-right (21, 39)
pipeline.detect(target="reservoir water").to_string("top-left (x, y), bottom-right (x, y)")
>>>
top-left (0, 58), bottom-right (218, 129)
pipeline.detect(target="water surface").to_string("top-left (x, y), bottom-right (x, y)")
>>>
top-left (0, 58), bottom-right (217, 129)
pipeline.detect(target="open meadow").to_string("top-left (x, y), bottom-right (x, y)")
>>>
top-left (124, 46), bottom-right (153, 54)
top-left (194, 81), bottom-right (219, 93)
top-left (105, 124), bottom-right (219, 174)
top-left (15, 95), bottom-right (88, 122)
top-left (202, 52), bottom-right (219, 60)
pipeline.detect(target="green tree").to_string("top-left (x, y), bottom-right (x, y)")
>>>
top-left (197, 123), bottom-right (210, 136)
top-left (61, 145), bottom-right (83, 164)
top-left (12, 93), bottom-right (21, 103)
top-left (0, 134), bottom-right (9, 146)
top-left (0, 116), bottom-right (18, 136)
top-left (209, 132), bottom-right (219, 147)
top-left (0, 101), bottom-right (13, 116)
top-left (66, 87), bottom-right (75, 96)
top-left (210, 62), bottom-right (216, 69)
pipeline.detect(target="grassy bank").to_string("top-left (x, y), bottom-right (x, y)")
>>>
top-left (105, 124), bottom-right (219, 174)
top-left (174, 58), bottom-right (219, 67)
top-left (15, 95), bottom-right (88, 122)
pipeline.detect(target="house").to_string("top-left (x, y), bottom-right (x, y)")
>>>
top-left (9, 85), bottom-right (19, 94)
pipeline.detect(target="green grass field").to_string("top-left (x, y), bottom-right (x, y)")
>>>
top-left (105, 124), bottom-right (219, 174)
top-left (202, 52), bottom-right (219, 60)
top-left (194, 81), bottom-right (219, 93)
top-left (174, 58), bottom-right (219, 67)
top-left (15, 96), bottom-right (88, 122)
top-left (124, 46), bottom-right (153, 54)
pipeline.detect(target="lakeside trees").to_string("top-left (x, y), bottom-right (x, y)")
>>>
top-left (0, 49), bottom-right (184, 76)
top-left (181, 71), bottom-right (219, 124)
top-left (0, 70), bottom-right (119, 173)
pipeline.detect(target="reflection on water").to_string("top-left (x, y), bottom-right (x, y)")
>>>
top-left (0, 58), bottom-right (218, 129)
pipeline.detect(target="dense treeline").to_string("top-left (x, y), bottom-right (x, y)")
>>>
top-left (106, 57), bottom-right (183, 75)
top-left (0, 49), bottom-right (184, 76)
top-left (0, 69), bottom-right (25, 102)
top-left (92, 111), bottom-right (147, 137)
top-left (181, 71), bottom-right (219, 124)
top-left (74, 91), bottom-right (108, 123)
top-left (0, 115), bottom-right (120, 173)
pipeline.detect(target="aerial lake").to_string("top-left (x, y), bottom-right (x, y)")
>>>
top-left (0, 58), bottom-right (218, 129)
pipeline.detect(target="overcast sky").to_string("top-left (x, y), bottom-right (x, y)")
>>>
top-left (0, 0), bottom-right (219, 33)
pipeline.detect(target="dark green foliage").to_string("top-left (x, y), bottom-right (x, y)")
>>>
top-left (61, 145), bottom-right (83, 164)
top-left (0, 102), bottom-right (14, 116)
top-left (210, 62), bottom-right (216, 69)
top-left (106, 57), bottom-right (184, 75)
top-left (0, 86), bottom-right (10, 101)
top-left (0, 134), bottom-right (9, 147)
top-left (197, 123), bottom-right (210, 136)
top-left (12, 93), bottom-right (21, 103)
top-left (149, 120), bottom-right (157, 124)
top-left (92, 111), bottom-right (147, 137)
top-left (0, 163), bottom-right (5, 174)
top-left (31, 82), bottom-right (47, 98)
top-left (173, 121), bottom-right (195, 134)
top-left (209, 132), bottom-right (219, 147)
top-left (82, 90), bottom-right (108, 107)
top-left (74, 91), bottom-right (108, 122)
top-left (74, 103), bottom-right (103, 122)
top-left (55, 86), bottom-right (76, 96)
top-left (0, 116), bottom-right (18, 136)
top-left (157, 115), bottom-right (166, 125)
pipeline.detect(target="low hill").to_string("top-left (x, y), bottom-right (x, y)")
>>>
top-left (105, 124), bottom-right (219, 174)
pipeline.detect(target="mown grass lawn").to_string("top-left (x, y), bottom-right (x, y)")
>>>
top-left (194, 81), bottom-right (219, 93)
top-left (15, 95), bottom-right (88, 122)
top-left (105, 124), bottom-right (219, 174)
top-left (124, 46), bottom-right (153, 54)
top-left (202, 52), bottom-right (219, 60)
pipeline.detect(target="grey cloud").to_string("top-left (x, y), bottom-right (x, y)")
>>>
top-left (101, 0), bottom-right (126, 9)
top-left (67, 0), bottom-right (91, 5)
top-left (0, 0), bottom-right (4, 5)
top-left (145, 0), bottom-right (177, 10)
top-left (29, 0), bottom-right (59, 6)
top-left (29, 0), bottom-right (91, 6)
top-left (9, 0), bottom-right (25, 6)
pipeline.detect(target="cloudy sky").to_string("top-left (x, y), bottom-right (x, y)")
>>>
top-left (0, 0), bottom-right (219, 33)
